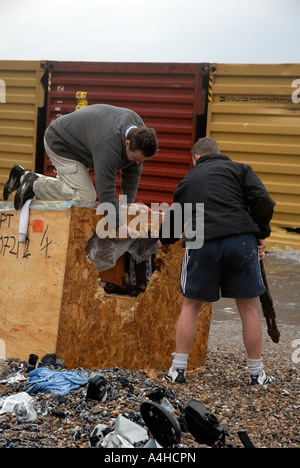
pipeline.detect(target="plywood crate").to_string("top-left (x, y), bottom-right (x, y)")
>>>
top-left (0, 200), bottom-right (211, 370)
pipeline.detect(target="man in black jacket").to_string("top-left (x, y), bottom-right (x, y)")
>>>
top-left (160, 137), bottom-right (275, 386)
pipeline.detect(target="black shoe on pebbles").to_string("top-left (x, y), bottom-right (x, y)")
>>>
top-left (3, 164), bottom-right (26, 200)
top-left (165, 367), bottom-right (186, 383)
top-left (14, 172), bottom-right (38, 210)
top-left (249, 371), bottom-right (272, 386)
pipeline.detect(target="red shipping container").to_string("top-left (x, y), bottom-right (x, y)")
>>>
top-left (45, 61), bottom-right (209, 205)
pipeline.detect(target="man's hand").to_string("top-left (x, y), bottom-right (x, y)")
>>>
top-left (258, 239), bottom-right (267, 260)
top-left (127, 202), bottom-right (151, 212)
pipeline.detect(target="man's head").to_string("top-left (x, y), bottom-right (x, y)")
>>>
top-left (192, 137), bottom-right (220, 165)
top-left (126, 127), bottom-right (158, 164)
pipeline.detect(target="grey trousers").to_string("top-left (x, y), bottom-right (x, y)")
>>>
top-left (31, 138), bottom-right (97, 202)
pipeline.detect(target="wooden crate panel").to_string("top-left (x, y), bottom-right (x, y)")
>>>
top-left (0, 203), bottom-right (71, 360)
top-left (0, 202), bottom-right (212, 371)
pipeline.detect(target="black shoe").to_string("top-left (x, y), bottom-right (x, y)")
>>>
top-left (14, 172), bottom-right (38, 210)
top-left (249, 371), bottom-right (272, 386)
top-left (3, 163), bottom-right (25, 200)
top-left (165, 367), bottom-right (186, 383)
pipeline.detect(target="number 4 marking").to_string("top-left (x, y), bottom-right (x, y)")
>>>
top-left (40, 224), bottom-right (52, 258)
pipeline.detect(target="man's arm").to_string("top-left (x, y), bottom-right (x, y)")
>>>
top-left (93, 146), bottom-right (125, 229)
top-left (243, 166), bottom-right (276, 239)
top-left (120, 163), bottom-right (143, 203)
top-left (158, 179), bottom-right (187, 246)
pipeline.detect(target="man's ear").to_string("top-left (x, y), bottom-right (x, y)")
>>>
top-left (192, 153), bottom-right (201, 166)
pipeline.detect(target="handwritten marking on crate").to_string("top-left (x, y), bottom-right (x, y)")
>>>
top-left (0, 213), bottom-right (52, 260)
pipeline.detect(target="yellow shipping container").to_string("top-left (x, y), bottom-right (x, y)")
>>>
top-left (0, 61), bottom-right (47, 201)
top-left (206, 63), bottom-right (300, 250)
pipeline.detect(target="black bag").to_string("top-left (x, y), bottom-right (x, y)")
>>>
top-left (140, 397), bottom-right (256, 448)
top-left (140, 401), bottom-right (181, 447)
top-left (179, 399), bottom-right (228, 447)
top-left (86, 375), bottom-right (107, 402)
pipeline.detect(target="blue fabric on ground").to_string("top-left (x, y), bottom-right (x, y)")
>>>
top-left (25, 368), bottom-right (103, 396)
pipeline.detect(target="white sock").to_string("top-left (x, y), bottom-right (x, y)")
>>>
top-left (247, 358), bottom-right (263, 376)
top-left (171, 352), bottom-right (188, 370)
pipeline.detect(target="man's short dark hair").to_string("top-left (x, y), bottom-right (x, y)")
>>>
top-left (192, 137), bottom-right (220, 158)
top-left (127, 127), bottom-right (158, 157)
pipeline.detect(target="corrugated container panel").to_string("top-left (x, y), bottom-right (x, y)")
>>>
top-left (45, 61), bottom-right (209, 205)
top-left (206, 63), bottom-right (300, 250)
top-left (0, 61), bottom-right (47, 200)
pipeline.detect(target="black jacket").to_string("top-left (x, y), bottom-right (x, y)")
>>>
top-left (159, 154), bottom-right (276, 245)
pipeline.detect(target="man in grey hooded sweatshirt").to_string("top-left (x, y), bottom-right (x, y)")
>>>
top-left (4, 104), bottom-right (158, 232)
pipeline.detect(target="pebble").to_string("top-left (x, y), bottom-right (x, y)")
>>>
top-left (0, 326), bottom-right (299, 449)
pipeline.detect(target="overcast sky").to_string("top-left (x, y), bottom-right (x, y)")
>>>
top-left (1, 0), bottom-right (299, 63)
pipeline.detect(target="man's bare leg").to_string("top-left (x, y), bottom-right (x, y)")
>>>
top-left (167, 297), bottom-right (203, 382)
top-left (175, 297), bottom-right (203, 354)
top-left (236, 297), bottom-right (272, 384)
top-left (235, 297), bottom-right (262, 359)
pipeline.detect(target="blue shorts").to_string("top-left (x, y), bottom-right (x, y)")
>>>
top-left (180, 234), bottom-right (266, 302)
